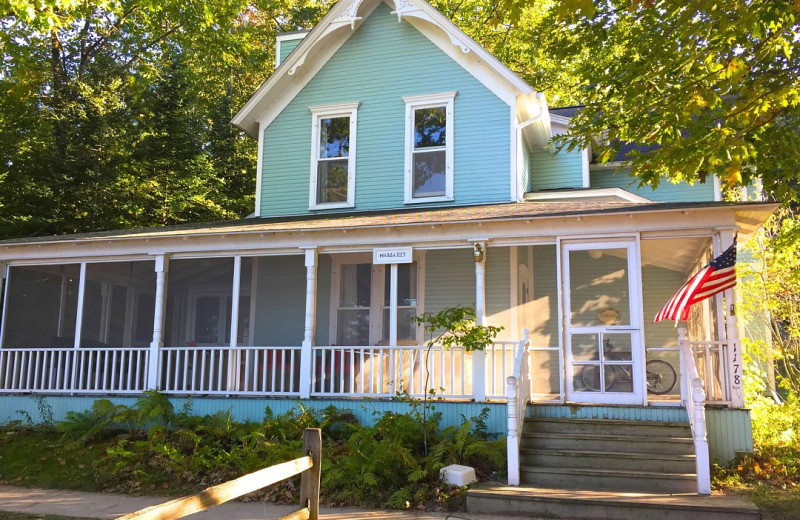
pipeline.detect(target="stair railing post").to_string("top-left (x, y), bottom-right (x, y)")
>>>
top-left (507, 375), bottom-right (520, 486)
top-left (692, 378), bottom-right (711, 495)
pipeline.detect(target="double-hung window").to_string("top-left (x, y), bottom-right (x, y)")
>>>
top-left (309, 102), bottom-right (359, 209)
top-left (403, 92), bottom-right (455, 203)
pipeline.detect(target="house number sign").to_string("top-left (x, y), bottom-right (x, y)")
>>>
top-left (373, 247), bottom-right (413, 264)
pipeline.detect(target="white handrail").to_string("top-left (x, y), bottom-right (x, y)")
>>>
top-left (678, 327), bottom-right (711, 495)
top-left (506, 329), bottom-right (530, 486)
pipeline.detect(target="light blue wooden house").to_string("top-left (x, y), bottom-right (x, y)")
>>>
top-left (0, 0), bottom-right (776, 514)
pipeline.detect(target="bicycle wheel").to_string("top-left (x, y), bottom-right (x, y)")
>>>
top-left (646, 359), bottom-right (677, 394)
top-left (580, 365), bottom-right (616, 392)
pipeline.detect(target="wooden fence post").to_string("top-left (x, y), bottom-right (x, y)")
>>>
top-left (300, 428), bottom-right (321, 520)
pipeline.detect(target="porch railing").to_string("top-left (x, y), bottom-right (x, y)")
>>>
top-left (505, 329), bottom-right (530, 486)
top-left (1, 340), bottom-right (521, 400)
top-left (160, 346), bottom-right (302, 395)
top-left (0, 347), bottom-right (149, 394)
top-left (678, 327), bottom-right (711, 495)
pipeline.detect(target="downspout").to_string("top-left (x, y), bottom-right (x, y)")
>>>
top-left (515, 93), bottom-right (548, 201)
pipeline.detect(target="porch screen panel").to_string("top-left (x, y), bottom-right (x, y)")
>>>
top-left (3, 264), bottom-right (80, 348)
top-left (522, 245), bottom-right (560, 398)
top-left (81, 261), bottom-right (155, 347)
top-left (338, 263), bottom-right (371, 346)
top-left (164, 258), bottom-right (234, 347)
top-left (641, 237), bottom-right (713, 403)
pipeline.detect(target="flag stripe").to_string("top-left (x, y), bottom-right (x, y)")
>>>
top-left (653, 240), bottom-right (737, 323)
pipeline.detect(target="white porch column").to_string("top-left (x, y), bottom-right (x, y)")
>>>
top-left (73, 262), bottom-right (87, 350)
top-left (228, 255), bottom-right (242, 391)
top-left (0, 263), bottom-right (8, 348)
top-left (720, 229), bottom-right (744, 407)
top-left (148, 255), bottom-right (169, 390)
top-left (300, 248), bottom-right (318, 399)
top-left (472, 240), bottom-right (487, 402)
top-left (388, 263), bottom-right (398, 394)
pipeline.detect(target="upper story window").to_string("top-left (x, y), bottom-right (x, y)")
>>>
top-left (309, 102), bottom-right (359, 209)
top-left (403, 92), bottom-right (456, 203)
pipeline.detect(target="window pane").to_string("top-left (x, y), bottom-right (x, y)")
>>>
top-left (337, 309), bottom-right (370, 345)
top-left (339, 263), bottom-right (371, 308)
top-left (412, 150), bottom-right (446, 198)
top-left (383, 263), bottom-right (417, 306)
top-left (319, 117), bottom-right (349, 159)
top-left (317, 159), bottom-right (348, 203)
top-left (382, 308), bottom-right (417, 342)
top-left (414, 107), bottom-right (446, 148)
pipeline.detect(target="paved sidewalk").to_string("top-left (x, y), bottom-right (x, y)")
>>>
top-left (0, 486), bottom-right (516, 520)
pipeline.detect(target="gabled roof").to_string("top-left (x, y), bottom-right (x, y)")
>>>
top-left (232, 0), bottom-right (548, 145)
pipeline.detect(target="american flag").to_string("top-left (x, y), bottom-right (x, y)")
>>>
top-left (653, 239), bottom-right (737, 323)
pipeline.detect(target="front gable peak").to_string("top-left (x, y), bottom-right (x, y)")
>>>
top-left (232, 0), bottom-right (538, 137)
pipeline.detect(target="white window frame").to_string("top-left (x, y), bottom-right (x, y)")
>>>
top-left (309, 102), bottom-right (360, 210)
top-left (403, 92), bottom-right (456, 204)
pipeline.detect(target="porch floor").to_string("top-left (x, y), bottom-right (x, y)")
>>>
top-left (467, 485), bottom-right (761, 520)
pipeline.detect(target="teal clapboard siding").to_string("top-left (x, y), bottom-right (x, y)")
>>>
top-left (530, 148), bottom-right (584, 191)
top-left (706, 407), bottom-right (754, 463)
top-left (590, 168), bottom-right (717, 202)
top-left (424, 248), bottom-right (475, 315)
top-left (278, 36), bottom-right (304, 64)
top-left (486, 247), bottom-right (512, 338)
top-left (315, 254), bottom-right (332, 346)
top-left (527, 404), bottom-right (689, 422)
top-left (1, 395), bottom-right (506, 436)
top-left (260, 4), bottom-right (512, 217)
top-left (253, 255), bottom-right (307, 345)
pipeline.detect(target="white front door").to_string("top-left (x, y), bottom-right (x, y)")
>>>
top-left (563, 240), bottom-right (645, 405)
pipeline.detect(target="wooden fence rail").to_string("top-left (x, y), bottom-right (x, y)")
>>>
top-left (116, 428), bottom-right (322, 520)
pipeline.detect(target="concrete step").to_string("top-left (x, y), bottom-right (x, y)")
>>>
top-left (523, 417), bottom-right (691, 438)
top-left (522, 432), bottom-right (695, 455)
top-left (520, 448), bottom-right (697, 473)
top-left (520, 467), bottom-right (697, 494)
top-left (467, 485), bottom-right (762, 520)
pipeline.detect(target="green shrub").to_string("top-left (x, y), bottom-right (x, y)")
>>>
top-left (84, 395), bottom-right (505, 508)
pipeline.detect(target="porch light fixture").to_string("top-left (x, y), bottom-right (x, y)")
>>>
top-left (473, 243), bottom-right (484, 263)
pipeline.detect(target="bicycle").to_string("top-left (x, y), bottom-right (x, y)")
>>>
top-left (580, 339), bottom-right (677, 395)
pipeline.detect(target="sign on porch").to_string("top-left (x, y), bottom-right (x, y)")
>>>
top-left (373, 247), bottom-right (412, 264)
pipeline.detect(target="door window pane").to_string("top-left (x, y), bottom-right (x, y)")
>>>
top-left (568, 248), bottom-right (631, 327)
top-left (571, 333), bottom-right (599, 361)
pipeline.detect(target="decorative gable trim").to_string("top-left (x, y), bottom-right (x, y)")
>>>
top-left (232, 0), bottom-right (539, 138)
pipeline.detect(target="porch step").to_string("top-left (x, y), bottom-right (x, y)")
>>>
top-left (519, 414), bottom-right (698, 494)
top-left (466, 485), bottom-right (762, 520)
top-left (522, 431), bottom-right (695, 455)
top-left (520, 467), bottom-right (697, 494)
top-left (523, 417), bottom-right (691, 437)
top-left (520, 448), bottom-right (696, 473)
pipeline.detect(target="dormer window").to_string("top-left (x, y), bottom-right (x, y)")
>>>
top-left (403, 92), bottom-right (456, 203)
top-left (309, 102), bottom-right (359, 209)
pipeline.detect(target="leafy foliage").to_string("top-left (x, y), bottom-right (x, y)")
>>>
top-left (740, 206), bottom-right (800, 397)
top-left (38, 395), bottom-right (506, 508)
top-left (0, 0), bottom-right (335, 237)
top-left (499, 0), bottom-right (800, 201)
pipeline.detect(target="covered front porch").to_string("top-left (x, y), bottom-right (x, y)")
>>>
top-left (0, 231), bottom-right (743, 410)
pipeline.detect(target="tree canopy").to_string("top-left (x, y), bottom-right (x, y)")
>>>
top-left (507, 0), bottom-right (800, 201)
top-left (1, 0), bottom-right (798, 240)
top-left (0, 0), bottom-right (333, 237)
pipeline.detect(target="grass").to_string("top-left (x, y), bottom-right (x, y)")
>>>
top-left (0, 514), bottom-right (96, 520)
top-left (0, 430), bottom-right (105, 492)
